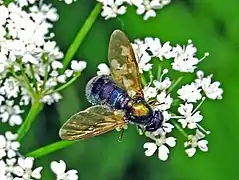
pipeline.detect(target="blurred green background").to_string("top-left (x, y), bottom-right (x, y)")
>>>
top-left (17, 0), bottom-right (239, 179)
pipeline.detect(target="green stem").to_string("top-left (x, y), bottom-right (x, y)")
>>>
top-left (26, 140), bottom-right (76, 158)
top-left (171, 119), bottom-right (188, 138)
top-left (61, 3), bottom-right (102, 72)
top-left (141, 74), bottom-right (147, 86)
top-left (40, 63), bottom-right (50, 93)
top-left (148, 70), bottom-right (153, 85)
top-left (17, 60), bottom-right (36, 97)
top-left (157, 63), bottom-right (162, 80)
top-left (167, 76), bottom-right (183, 93)
top-left (44, 72), bottom-right (81, 95)
top-left (10, 70), bottom-right (34, 96)
top-left (30, 65), bottom-right (38, 93)
top-left (17, 101), bottom-right (43, 141)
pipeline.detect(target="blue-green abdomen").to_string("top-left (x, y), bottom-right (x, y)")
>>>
top-left (86, 75), bottom-right (130, 109)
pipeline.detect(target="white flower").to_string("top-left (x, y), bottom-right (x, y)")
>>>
top-left (97, 0), bottom-right (171, 20)
top-left (3, 158), bottom-right (17, 179)
top-left (177, 83), bottom-right (202, 103)
top-left (30, 4), bottom-right (59, 22)
top-left (100, 0), bottom-right (127, 20)
top-left (132, 0), bottom-right (171, 20)
top-left (97, 63), bottom-right (110, 75)
top-left (178, 103), bottom-right (203, 129)
top-left (51, 160), bottom-right (79, 180)
top-left (58, 0), bottom-right (77, 4)
top-left (155, 91), bottom-right (173, 111)
top-left (0, 131), bottom-right (20, 159)
top-left (195, 70), bottom-right (223, 100)
top-left (0, 1), bottom-right (76, 108)
top-left (143, 142), bottom-right (157, 156)
top-left (132, 39), bottom-right (148, 55)
top-left (0, 160), bottom-right (6, 179)
top-left (144, 135), bottom-right (176, 161)
top-left (71, 60), bottom-right (87, 72)
top-left (172, 55), bottom-right (199, 73)
top-left (143, 86), bottom-right (157, 100)
top-left (145, 37), bottom-right (173, 60)
top-left (22, 54), bottom-right (38, 64)
top-left (52, 61), bottom-right (63, 70)
top-left (153, 69), bottom-right (171, 91)
top-left (65, 69), bottom-right (74, 78)
top-left (57, 74), bottom-right (67, 83)
top-left (0, 6), bottom-right (9, 26)
top-left (0, 26), bottom-right (6, 41)
top-left (19, 87), bottom-right (31, 106)
top-left (43, 41), bottom-right (64, 59)
top-left (41, 92), bottom-right (62, 105)
top-left (0, 100), bottom-right (23, 126)
top-left (13, 157), bottom-right (43, 179)
top-left (184, 130), bottom-right (208, 157)
top-left (132, 39), bottom-right (152, 73)
top-left (153, 77), bottom-right (171, 91)
top-left (1, 77), bottom-right (20, 99)
top-left (17, 0), bottom-right (35, 7)
top-left (171, 41), bottom-right (200, 73)
top-left (137, 52), bottom-right (152, 73)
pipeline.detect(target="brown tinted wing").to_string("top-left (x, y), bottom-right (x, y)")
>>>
top-left (108, 30), bottom-right (143, 97)
top-left (59, 105), bottom-right (125, 140)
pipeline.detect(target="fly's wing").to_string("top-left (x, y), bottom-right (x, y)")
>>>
top-left (108, 30), bottom-right (143, 97)
top-left (59, 105), bottom-right (125, 140)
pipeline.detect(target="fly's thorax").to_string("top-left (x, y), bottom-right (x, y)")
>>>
top-left (130, 102), bottom-right (151, 117)
top-left (125, 97), bottom-right (153, 124)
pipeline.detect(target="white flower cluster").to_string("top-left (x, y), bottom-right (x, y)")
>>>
top-left (0, 131), bottom-right (42, 179)
top-left (98, 0), bottom-right (171, 20)
top-left (58, 0), bottom-right (171, 20)
top-left (0, 131), bottom-right (79, 179)
top-left (0, 1), bottom-right (86, 126)
top-left (51, 160), bottom-right (79, 180)
top-left (59, 0), bottom-right (171, 20)
top-left (97, 36), bottom-right (223, 160)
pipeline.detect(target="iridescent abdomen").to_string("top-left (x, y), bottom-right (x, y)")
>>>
top-left (86, 75), bottom-right (130, 109)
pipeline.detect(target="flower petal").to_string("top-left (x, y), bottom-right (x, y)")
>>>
top-left (158, 145), bottom-right (169, 161)
top-left (31, 167), bottom-right (43, 179)
top-left (185, 148), bottom-right (196, 157)
top-left (51, 160), bottom-right (66, 175)
top-left (198, 140), bottom-right (208, 152)
top-left (166, 137), bottom-right (176, 147)
top-left (143, 142), bottom-right (157, 156)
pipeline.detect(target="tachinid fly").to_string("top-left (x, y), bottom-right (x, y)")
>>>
top-left (59, 30), bottom-right (163, 141)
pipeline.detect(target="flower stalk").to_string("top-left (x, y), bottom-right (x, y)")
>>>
top-left (157, 63), bottom-right (162, 80)
top-left (61, 3), bottom-right (102, 72)
top-left (171, 119), bottom-right (188, 138)
top-left (167, 76), bottom-right (183, 93)
top-left (44, 72), bottom-right (81, 95)
top-left (26, 140), bottom-right (76, 158)
top-left (17, 100), bottom-right (43, 141)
